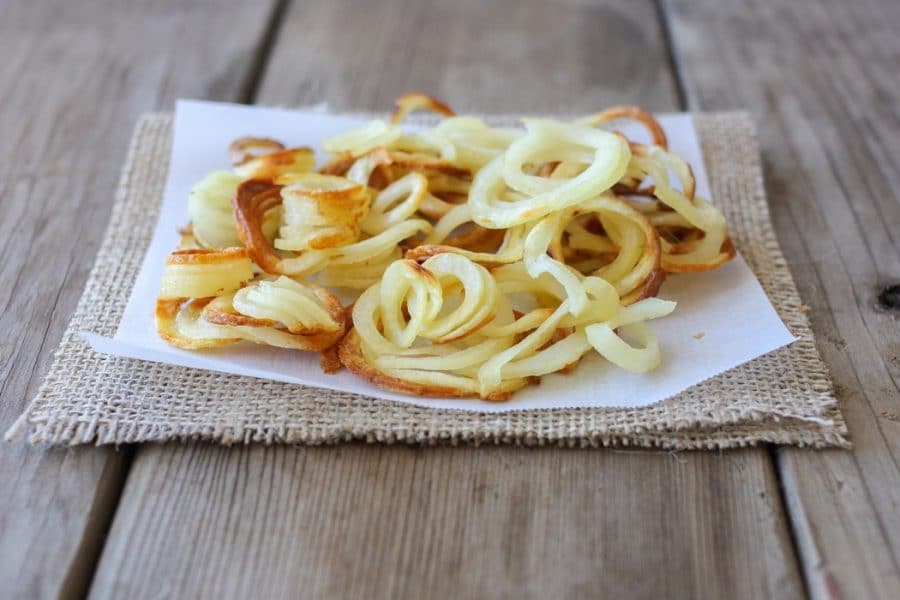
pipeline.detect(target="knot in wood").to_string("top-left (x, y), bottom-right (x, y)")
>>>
top-left (877, 284), bottom-right (900, 311)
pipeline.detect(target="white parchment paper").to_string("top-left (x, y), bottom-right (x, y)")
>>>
top-left (83, 100), bottom-right (795, 412)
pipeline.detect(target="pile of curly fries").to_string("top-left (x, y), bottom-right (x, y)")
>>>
top-left (156, 93), bottom-right (734, 401)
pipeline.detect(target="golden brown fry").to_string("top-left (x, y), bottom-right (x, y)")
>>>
top-left (390, 92), bottom-right (456, 124)
top-left (364, 147), bottom-right (470, 179)
top-left (160, 94), bottom-right (734, 401)
top-left (229, 137), bottom-right (286, 166)
top-left (234, 147), bottom-right (315, 180)
top-left (320, 344), bottom-right (343, 373)
top-left (232, 179), bottom-right (284, 274)
top-left (154, 298), bottom-right (241, 349)
top-left (275, 174), bottom-right (369, 251)
top-left (579, 105), bottom-right (668, 149)
top-left (159, 247), bottom-right (254, 299)
top-left (338, 329), bottom-right (492, 399)
top-left (217, 277), bottom-right (348, 351)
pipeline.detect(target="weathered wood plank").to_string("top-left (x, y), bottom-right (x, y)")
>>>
top-left (663, 0), bottom-right (900, 597)
top-left (90, 1), bottom-right (804, 598)
top-left (257, 0), bottom-right (680, 114)
top-left (0, 1), bottom-right (280, 597)
top-left (93, 445), bottom-right (802, 599)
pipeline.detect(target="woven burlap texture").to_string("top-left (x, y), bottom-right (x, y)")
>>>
top-left (6, 111), bottom-right (849, 449)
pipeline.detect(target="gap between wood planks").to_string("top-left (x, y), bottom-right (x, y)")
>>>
top-left (652, 1), bottom-right (811, 595)
top-left (59, 452), bottom-right (134, 600)
top-left (661, 0), bottom-right (900, 596)
top-left (24, 2), bottom-right (292, 597)
top-left (67, 2), bottom-right (291, 589)
top-left (0, 0), bottom-right (286, 598)
top-left (241, 0), bottom-right (291, 103)
top-left (652, 0), bottom-right (688, 109)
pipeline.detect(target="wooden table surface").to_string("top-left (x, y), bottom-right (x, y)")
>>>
top-left (1, 1), bottom-right (898, 598)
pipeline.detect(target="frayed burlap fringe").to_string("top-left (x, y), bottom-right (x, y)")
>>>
top-left (6, 111), bottom-right (849, 449)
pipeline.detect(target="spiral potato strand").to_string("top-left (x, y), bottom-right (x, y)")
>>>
top-left (159, 93), bottom-right (735, 402)
top-left (275, 174), bottom-right (370, 251)
top-left (340, 253), bottom-right (675, 399)
top-left (157, 274), bottom-right (347, 352)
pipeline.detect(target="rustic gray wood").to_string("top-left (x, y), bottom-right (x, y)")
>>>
top-left (89, 1), bottom-right (804, 598)
top-left (0, 1), bottom-right (279, 597)
top-left (663, 0), bottom-right (900, 597)
top-left (92, 445), bottom-right (803, 600)
top-left (256, 0), bottom-right (680, 114)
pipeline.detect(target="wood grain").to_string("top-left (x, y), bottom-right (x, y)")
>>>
top-left (256, 0), bottom-right (680, 114)
top-left (92, 445), bottom-right (803, 600)
top-left (90, 1), bottom-right (804, 598)
top-left (0, 0), bottom-right (280, 597)
top-left (663, 0), bottom-right (900, 597)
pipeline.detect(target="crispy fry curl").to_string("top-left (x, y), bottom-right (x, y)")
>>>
top-left (339, 253), bottom-right (675, 400)
top-left (158, 93), bottom-right (735, 401)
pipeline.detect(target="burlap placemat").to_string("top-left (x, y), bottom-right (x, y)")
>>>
top-left (6, 111), bottom-right (849, 449)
